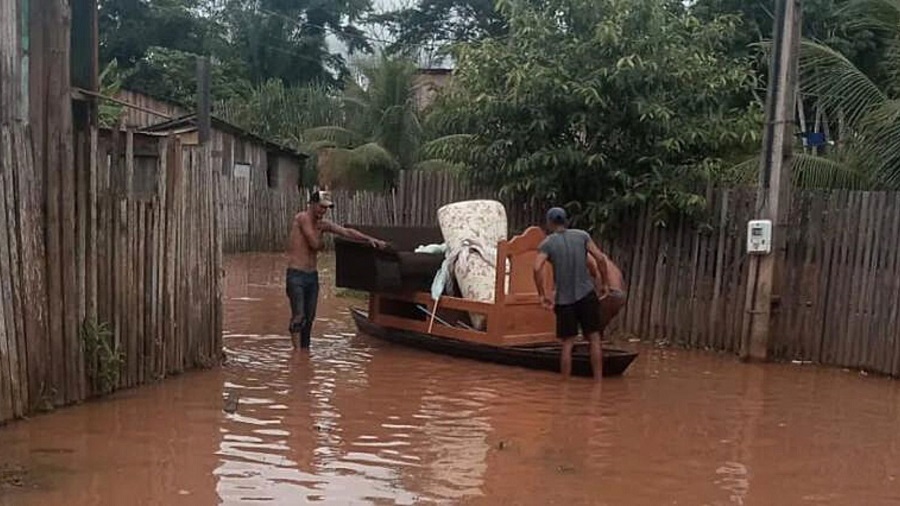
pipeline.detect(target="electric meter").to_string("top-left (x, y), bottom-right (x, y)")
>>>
top-left (747, 220), bottom-right (772, 254)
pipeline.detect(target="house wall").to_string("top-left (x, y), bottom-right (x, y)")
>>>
top-left (210, 128), bottom-right (303, 253)
top-left (116, 90), bottom-right (187, 129)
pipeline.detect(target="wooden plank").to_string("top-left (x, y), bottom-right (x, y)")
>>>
top-left (88, 128), bottom-right (99, 321)
top-left (800, 193), bottom-right (825, 360)
top-left (0, 128), bottom-right (17, 419)
top-left (2, 126), bottom-right (26, 416)
top-left (165, 141), bottom-right (180, 374)
top-left (709, 190), bottom-right (728, 349)
top-left (813, 191), bottom-right (837, 363)
top-left (137, 204), bottom-right (146, 384)
top-left (887, 192), bottom-right (900, 375)
top-left (872, 192), bottom-right (894, 373)
top-left (830, 191), bottom-right (854, 366)
top-left (13, 125), bottom-right (48, 407)
top-left (846, 192), bottom-right (870, 368)
top-left (860, 192), bottom-right (884, 371)
top-left (61, 124), bottom-right (79, 403)
top-left (213, 143), bottom-right (224, 363)
top-left (45, 96), bottom-right (65, 406)
top-left (75, 129), bottom-right (88, 398)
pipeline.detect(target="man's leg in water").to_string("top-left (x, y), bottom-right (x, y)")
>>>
top-left (286, 270), bottom-right (305, 349)
top-left (560, 337), bottom-right (575, 378)
top-left (586, 331), bottom-right (603, 379)
top-left (299, 272), bottom-right (320, 349)
top-left (579, 292), bottom-right (604, 379)
top-left (555, 303), bottom-right (578, 378)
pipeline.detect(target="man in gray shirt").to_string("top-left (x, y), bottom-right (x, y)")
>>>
top-left (533, 207), bottom-right (606, 379)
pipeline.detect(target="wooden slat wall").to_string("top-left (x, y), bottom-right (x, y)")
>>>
top-left (115, 90), bottom-right (187, 129)
top-left (0, 127), bottom-right (222, 424)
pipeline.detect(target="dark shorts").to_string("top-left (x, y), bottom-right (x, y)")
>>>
top-left (554, 292), bottom-right (601, 340)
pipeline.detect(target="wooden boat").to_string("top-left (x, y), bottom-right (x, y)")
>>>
top-left (351, 308), bottom-right (637, 377)
top-left (336, 225), bottom-right (638, 377)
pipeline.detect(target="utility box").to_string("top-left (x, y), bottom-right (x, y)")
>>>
top-left (747, 220), bottom-right (772, 254)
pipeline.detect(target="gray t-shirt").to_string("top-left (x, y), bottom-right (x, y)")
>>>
top-left (539, 229), bottom-right (595, 306)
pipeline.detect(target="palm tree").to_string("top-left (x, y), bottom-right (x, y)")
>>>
top-left (305, 55), bottom-right (460, 190)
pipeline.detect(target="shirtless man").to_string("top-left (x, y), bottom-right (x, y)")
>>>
top-left (587, 247), bottom-right (627, 337)
top-left (286, 190), bottom-right (387, 349)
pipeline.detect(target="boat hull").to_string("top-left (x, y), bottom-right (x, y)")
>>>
top-left (351, 308), bottom-right (638, 377)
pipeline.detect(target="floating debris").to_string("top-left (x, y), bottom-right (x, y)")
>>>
top-left (223, 392), bottom-right (240, 414)
top-left (0, 464), bottom-right (26, 489)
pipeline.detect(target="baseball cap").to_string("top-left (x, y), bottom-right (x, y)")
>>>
top-left (310, 190), bottom-right (334, 208)
top-left (546, 207), bottom-right (567, 224)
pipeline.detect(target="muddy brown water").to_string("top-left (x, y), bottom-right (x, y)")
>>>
top-left (3, 253), bottom-right (900, 505)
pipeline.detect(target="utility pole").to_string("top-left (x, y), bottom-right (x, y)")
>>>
top-left (196, 56), bottom-right (211, 145)
top-left (741, 0), bottom-right (802, 361)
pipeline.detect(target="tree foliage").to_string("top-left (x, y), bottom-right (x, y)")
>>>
top-left (375, 0), bottom-right (513, 59)
top-left (98, 0), bottom-right (374, 102)
top-left (692, 0), bottom-right (891, 79)
top-left (427, 0), bottom-right (762, 228)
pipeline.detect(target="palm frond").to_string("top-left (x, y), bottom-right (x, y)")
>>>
top-left (412, 158), bottom-right (467, 172)
top-left (348, 142), bottom-right (399, 171)
top-left (839, 0), bottom-right (900, 35)
top-left (792, 152), bottom-right (875, 190)
top-left (726, 152), bottom-right (876, 190)
top-left (421, 134), bottom-right (476, 162)
top-left (799, 41), bottom-right (887, 130)
top-left (302, 126), bottom-right (366, 148)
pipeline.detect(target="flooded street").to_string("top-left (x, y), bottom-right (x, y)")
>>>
top-left (2, 253), bottom-right (900, 505)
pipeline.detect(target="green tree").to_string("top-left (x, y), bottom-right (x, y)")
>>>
top-left (375, 0), bottom-right (512, 58)
top-left (218, 0), bottom-right (373, 87)
top-left (123, 47), bottom-right (252, 105)
top-left (427, 0), bottom-right (762, 228)
top-left (99, 0), bottom-right (376, 103)
top-left (691, 0), bottom-right (890, 79)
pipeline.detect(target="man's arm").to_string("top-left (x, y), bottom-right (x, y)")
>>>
top-left (586, 240), bottom-right (611, 292)
top-left (533, 252), bottom-right (553, 309)
top-left (298, 214), bottom-right (325, 251)
top-left (321, 220), bottom-right (387, 248)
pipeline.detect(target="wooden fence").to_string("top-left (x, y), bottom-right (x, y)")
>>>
top-left (597, 188), bottom-right (900, 377)
top-left (221, 171), bottom-right (544, 253)
top-left (0, 126), bottom-right (221, 423)
top-left (219, 169), bottom-right (900, 376)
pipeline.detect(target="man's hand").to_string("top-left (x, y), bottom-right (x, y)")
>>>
top-left (369, 238), bottom-right (388, 249)
top-left (540, 295), bottom-right (554, 311)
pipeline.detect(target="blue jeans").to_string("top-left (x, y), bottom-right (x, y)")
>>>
top-left (286, 269), bottom-right (319, 348)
